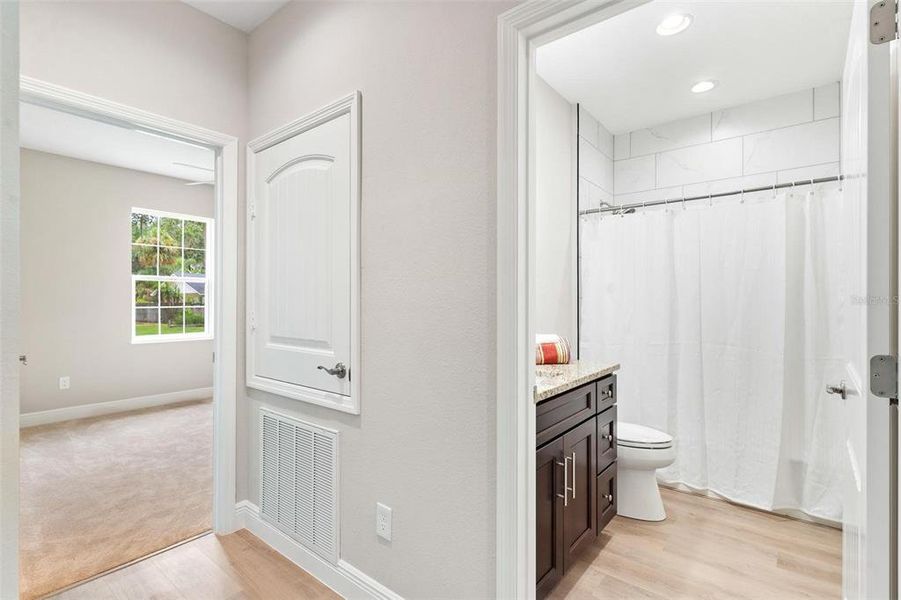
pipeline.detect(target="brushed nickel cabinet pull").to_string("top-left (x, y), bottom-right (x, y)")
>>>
top-left (571, 451), bottom-right (576, 499)
top-left (556, 455), bottom-right (572, 507)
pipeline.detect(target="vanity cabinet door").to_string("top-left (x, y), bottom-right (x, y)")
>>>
top-left (562, 417), bottom-right (597, 569)
top-left (536, 438), bottom-right (565, 597)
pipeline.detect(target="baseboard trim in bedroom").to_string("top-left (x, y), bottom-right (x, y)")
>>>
top-left (235, 501), bottom-right (402, 600)
top-left (20, 387), bottom-right (214, 428)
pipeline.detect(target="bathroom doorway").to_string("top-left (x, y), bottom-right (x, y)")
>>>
top-left (496, 1), bottom-right (897, 598)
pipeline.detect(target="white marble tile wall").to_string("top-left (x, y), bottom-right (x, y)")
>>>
top-left (578, 106), bottom-right (615, 212)
top-left (580, 82), bottom-right (842, 211)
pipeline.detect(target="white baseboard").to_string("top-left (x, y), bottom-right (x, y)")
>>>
top-left (235, 501), bottom-right (402, 600)
top-left (20, 386), bottom-right (214, 428)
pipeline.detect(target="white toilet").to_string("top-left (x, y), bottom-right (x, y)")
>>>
top-left (616, 422), bottom-right (675, 521)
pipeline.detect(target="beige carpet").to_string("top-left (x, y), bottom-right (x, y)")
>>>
top-left (20, 400), bottom-right (213, 599)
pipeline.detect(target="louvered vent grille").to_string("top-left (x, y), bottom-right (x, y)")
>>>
top-left (260, 408), bottom-right (338, 563)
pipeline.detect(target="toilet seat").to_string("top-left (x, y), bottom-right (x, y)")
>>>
top-left (617, 422), bottom-right (673, 450)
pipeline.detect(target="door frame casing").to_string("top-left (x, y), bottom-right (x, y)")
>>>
top-left (245, 91), bottom-right (362, 415)
top-left (17, 76), bottom-right (241, 535)
top-left (496, 2), bottom-right (646, 595)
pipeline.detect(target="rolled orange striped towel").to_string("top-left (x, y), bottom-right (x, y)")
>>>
top-left (535, 334), bottom-right (571, 365)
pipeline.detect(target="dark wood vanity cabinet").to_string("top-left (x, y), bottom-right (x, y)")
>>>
top-left (536, 374), bottom-right (617, 599)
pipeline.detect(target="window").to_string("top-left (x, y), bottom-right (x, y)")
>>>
top-left (131, 208), bottom-right (213, 342)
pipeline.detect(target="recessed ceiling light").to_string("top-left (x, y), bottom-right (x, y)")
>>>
top-left (691, 80), bottom-right (717, 94)
top-left (656, 14), bottom-right (693, 36)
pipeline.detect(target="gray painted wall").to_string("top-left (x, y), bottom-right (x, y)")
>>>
top-left (20, 149), bottom-right (214, 414)
top-left (248, 2), bottom-right (510, 596)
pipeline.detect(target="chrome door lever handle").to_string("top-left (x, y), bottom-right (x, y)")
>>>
top-left (826, 380), bottom-right (848, 400)
top-left (318, 362), bottom-right (348, 379)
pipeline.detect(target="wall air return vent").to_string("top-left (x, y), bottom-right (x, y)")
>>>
top-left (259, 408), bottom-right (339, 563)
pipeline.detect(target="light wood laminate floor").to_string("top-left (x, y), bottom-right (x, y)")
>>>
top-left (550, 488), bottom-right (841, 600)
top-left (50, 530), bottom-right (339, 600)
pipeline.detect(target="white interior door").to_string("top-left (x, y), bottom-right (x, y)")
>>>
top-left (251, 114), bottom-right (352, 399)
top-left (841, 2), bottom-right (896, 598)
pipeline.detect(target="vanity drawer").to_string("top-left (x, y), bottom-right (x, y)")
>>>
top-left (536, 382), bottom-right (596, 447)
top-left (596, 375), bottom-right (617, 412)
top-left (597, 406), bottom-right (616, 474)
top-left (597, 462), bottom-right (617, 531)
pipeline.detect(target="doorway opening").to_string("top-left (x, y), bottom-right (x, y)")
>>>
top-left (497, 1), bottom-right (897, 598)
top-left (15, 79), bottom-right (238, 598)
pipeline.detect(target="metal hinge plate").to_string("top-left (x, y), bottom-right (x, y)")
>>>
top-left (871, 355), bottom-right (898, 398)
top-left (871, 0), bottom-right (898, 44)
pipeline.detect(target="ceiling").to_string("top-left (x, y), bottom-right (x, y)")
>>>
top-left (20, 102), bottom-right (216, 183)
top-left (182, 0), bottom-right (289, 32)
top-left (536, 0), bottom-right (854, 134)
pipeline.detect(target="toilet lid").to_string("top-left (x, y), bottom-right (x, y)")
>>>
top-left (617, 422), bottom-right (673, 449)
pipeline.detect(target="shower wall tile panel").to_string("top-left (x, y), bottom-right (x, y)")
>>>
top-left (814, 83), bottom-right (841, 120)
top-left (712, 89), bottom-right (812, 141)
top-left (743, 118), bottom-right (839, 175)
top-left (578, 106), bottom-right (616, 211)
top-left (580, 138), bottom-right (614, 194)
top-left (656, 138), bottom-right (743, 188)
top-left (602, 82), bottom-right (842, 207)
top-left (630, 114), bottom-right (712, 157)
top-left (613, 155), bottom-right (656, 195)
top-left (613, 134), bottom-right (630, 161)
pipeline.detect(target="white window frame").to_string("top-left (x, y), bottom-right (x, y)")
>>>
top-left (131, 206), bottom-right (215, 344)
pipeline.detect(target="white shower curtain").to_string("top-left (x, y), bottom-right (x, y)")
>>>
top-left (580, 184), bottom-right (848, 522)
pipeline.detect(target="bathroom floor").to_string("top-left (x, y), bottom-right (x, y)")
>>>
top-left (551, 487), bottom-right (841, 599)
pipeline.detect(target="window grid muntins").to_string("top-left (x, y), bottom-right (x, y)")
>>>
top-left (131, 209), bottom-right (212, 342)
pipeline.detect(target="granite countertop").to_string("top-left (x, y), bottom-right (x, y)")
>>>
top-left (534, 360), bottom-right (620, 403)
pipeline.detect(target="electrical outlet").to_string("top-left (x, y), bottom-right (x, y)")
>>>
top-left (376, 502), bottom-right (392, 541)
top-left (58, 376), bottom-right (70, 390)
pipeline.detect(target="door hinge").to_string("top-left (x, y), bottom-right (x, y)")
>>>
top-left (871, 0), bottom-right (898, 44)
top-left (250, 312), bottom-right (256, 332)
top-left (871, 355), bottom-right (898, 398)
top-left (250, 201), bottom-right (257, 220)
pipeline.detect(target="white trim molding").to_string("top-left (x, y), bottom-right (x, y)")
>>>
top-left (19, 387), bottom-right (214, 428)
top-left (18, 76), bottom-right (240, 536)
top-left (235, 501), bottom-right (402, 600)
top-left (245, 91), bottom-right (362, 415)
top-left (496, 2), bottom-right (646, 598)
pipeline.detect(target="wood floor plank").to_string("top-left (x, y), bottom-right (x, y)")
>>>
top-left (101, 558), bottom-right (182, 600)
top-left (50, 532), bottom-right (336, 600)
top-left (557, 488), bottom-right (841, 599)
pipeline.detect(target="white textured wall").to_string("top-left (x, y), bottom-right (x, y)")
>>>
top-left (20, 150), bottom-right (214, 414)
top-left (578, 83), bottom-right (842, 211)
top-left (535, 76), bottom-right (576, 344)
top-left (248, 2), bottom-right (510, 596)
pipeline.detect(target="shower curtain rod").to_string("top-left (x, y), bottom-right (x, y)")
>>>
top-left (580, 174), bottom-right (844, 216)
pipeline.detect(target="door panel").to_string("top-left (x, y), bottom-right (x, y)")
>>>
top-left (562, 417), bottom-right (596, 568)
top-left (536, 439), bottom-right (564, 597)
top-left (252, 114), bottom-right (351, 397)
top-left (841, 2), bottom-right (896, 597)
